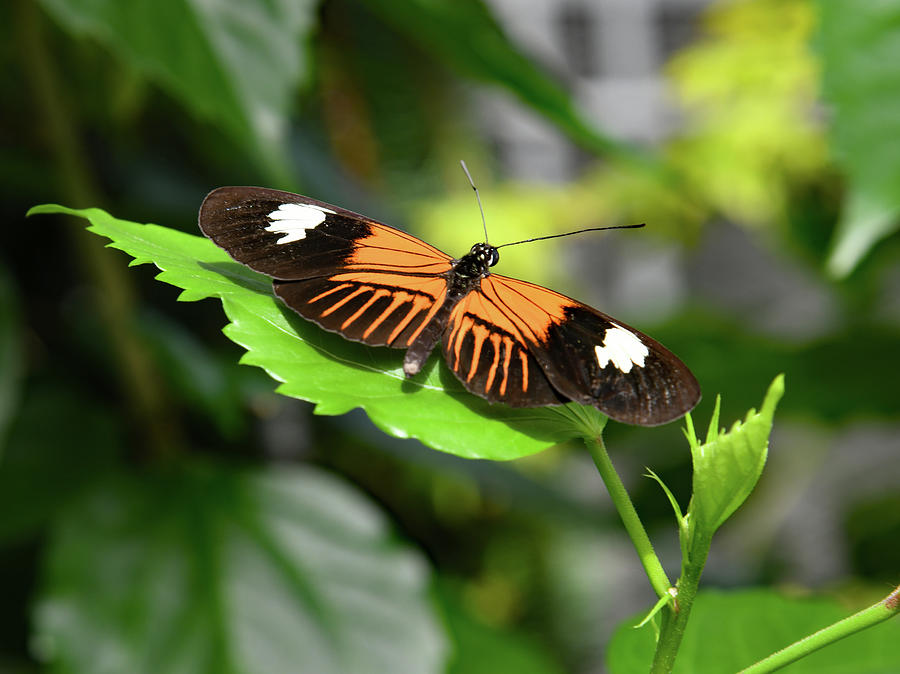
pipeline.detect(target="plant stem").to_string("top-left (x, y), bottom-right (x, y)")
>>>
top-left (649, 531), bottom-right (712, 673)
top-left (739, 585), bottom-right (900, 673)
top-left (584, 435), bottom-right (671, 599)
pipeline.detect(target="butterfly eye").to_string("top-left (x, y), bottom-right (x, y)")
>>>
top-left (488, 248), bottom-right (500, 267)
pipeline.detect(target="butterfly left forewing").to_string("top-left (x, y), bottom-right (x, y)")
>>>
top-left (475, 274), bottom-right (700, 426)
top-left (200, 186), bottom-right (455, 348)
top-left (199, 186), bottom-right (452, 280)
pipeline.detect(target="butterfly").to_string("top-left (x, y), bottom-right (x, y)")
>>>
top-left (199, 186), bottom-right (700, 426)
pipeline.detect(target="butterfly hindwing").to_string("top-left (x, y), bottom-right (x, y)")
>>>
top-left (448, 274), bottom-right (700, 426)
top-left (442, 297), bottom-right (565, 406)
top-left (274, 274), bottom-right (448, 348)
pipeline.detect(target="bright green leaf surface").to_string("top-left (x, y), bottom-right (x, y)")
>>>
top-left (688, 375), bottom-right (784, 534)
top-left (38, 0), bottom-right (317, 176)
top-left (34, 463), bottom-right (446, 674)
top-left (28, 204), bottom-right (596, 459)
top-left (607, 589), bottom-right (900, 673)
top-left (819, 1), bottom-right (900, 276)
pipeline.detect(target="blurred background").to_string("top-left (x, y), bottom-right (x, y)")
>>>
top-left (2, 0), bottom-right (900, 671)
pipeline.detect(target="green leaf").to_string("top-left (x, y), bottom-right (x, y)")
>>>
top-left (38, 0), bottom-right (318, 177)
top-left (359, 0), bottom-right (637, 161)
top-left (34, 463), bottom-right (447, 674)
top-left (819, 0), bottom-right (900, 276)
top-left (688, 375), bottom-right (784, 535)
top-left (607, 588), bottom-right (900, 673)
top-left (28, 204), bottom-right (592, 460)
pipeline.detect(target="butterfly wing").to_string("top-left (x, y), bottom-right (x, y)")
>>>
top-left (199, 186), bottom-right (452, 348)
top-left (444, 273), bottom-right (700, 426)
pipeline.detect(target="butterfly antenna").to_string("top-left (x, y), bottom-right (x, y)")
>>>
top-left (460, 160), bottom-right (490, 245)
top-left (496, 223), bottom-right (645, 249)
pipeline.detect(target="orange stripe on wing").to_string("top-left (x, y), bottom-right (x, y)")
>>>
top-left (518, 349), bottom-right (529, 392)
top-left (348, 226), bottom-right (452, 273)
top-left (484, 332), bottom-right (502, 393)
top-left (499, 337), bottom-right (513, 396)
top-left (340, 287), bottom-right (391, 330)
top-left (403, 288), bottom-right (447, 346)
top-left (362, 290), bottom-right (411, 339)
top-left (451, 312), bottom-right (474, 369)
top-left (466, 323), bottom-right (490, 382)
top-left (480, 275), bottom-right (571, 342)
top-left (320, 286), bottom-right (369, 317)
top-left (307, 283), bottom-right (353, 305)
top-left (386, 294), bottom-right (431, 344)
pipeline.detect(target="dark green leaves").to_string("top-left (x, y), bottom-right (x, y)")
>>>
top-left (38, 0), bottom-right (318, 175)
top-left (33, 463), bottom-right (446, 673)
top-left (819, 1), bottom-right (900, 276)
top-left (29, 204), bottom-right (597, 460)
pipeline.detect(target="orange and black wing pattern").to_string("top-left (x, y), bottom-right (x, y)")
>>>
top-left (200, 186), bottom-right (700, 426)
top-left (199, 186), bottom-right (452, 348)
top-left (444, 274), bottom-right (700, 426)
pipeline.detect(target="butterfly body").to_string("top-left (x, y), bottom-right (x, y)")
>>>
top-left (200, 186), bottom-right (700, 426)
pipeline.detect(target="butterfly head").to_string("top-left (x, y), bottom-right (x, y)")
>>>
top-left (455, 243), bottom-right (500, 279)
top-left (471, 242), bottom-right (500, 268)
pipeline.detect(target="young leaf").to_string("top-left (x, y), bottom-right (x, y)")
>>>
top-left (28, 204), bottom-right (591, 460)
top-left (688, 375), bottom-right (784, 535)
top-left (607, 588), bottom-right (900, 673)
top-left (34, 463), bottom-right (447, 674)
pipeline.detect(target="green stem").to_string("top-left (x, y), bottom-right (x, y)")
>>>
top-left (739, 585), bottom-right (900, 673)
top-left (584, 435), bottom-right (671, 599)
top-left (649, 531), bottom-right (712, 673)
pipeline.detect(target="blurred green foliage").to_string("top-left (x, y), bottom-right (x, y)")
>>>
top-left (3, 0), bottom-right (900, 671)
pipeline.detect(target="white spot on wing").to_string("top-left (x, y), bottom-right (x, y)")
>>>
top-left (264, 202), bottom-right (335, 244)
top-left (594, 325), bottom-right (649, 374)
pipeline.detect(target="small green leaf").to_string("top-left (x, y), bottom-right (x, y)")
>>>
top-left (607, 588), bottom-right (900, 673)
top-left (819, 0), bottom-right (900, 276)
top-left (38, 0), bottom-right (318, 176)
top-left (28, 204), bottom-right (592, 459)
top-left (34, 463), bottom-right (447, 674)
top-left (688, 375), bottom-right (784, 535)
